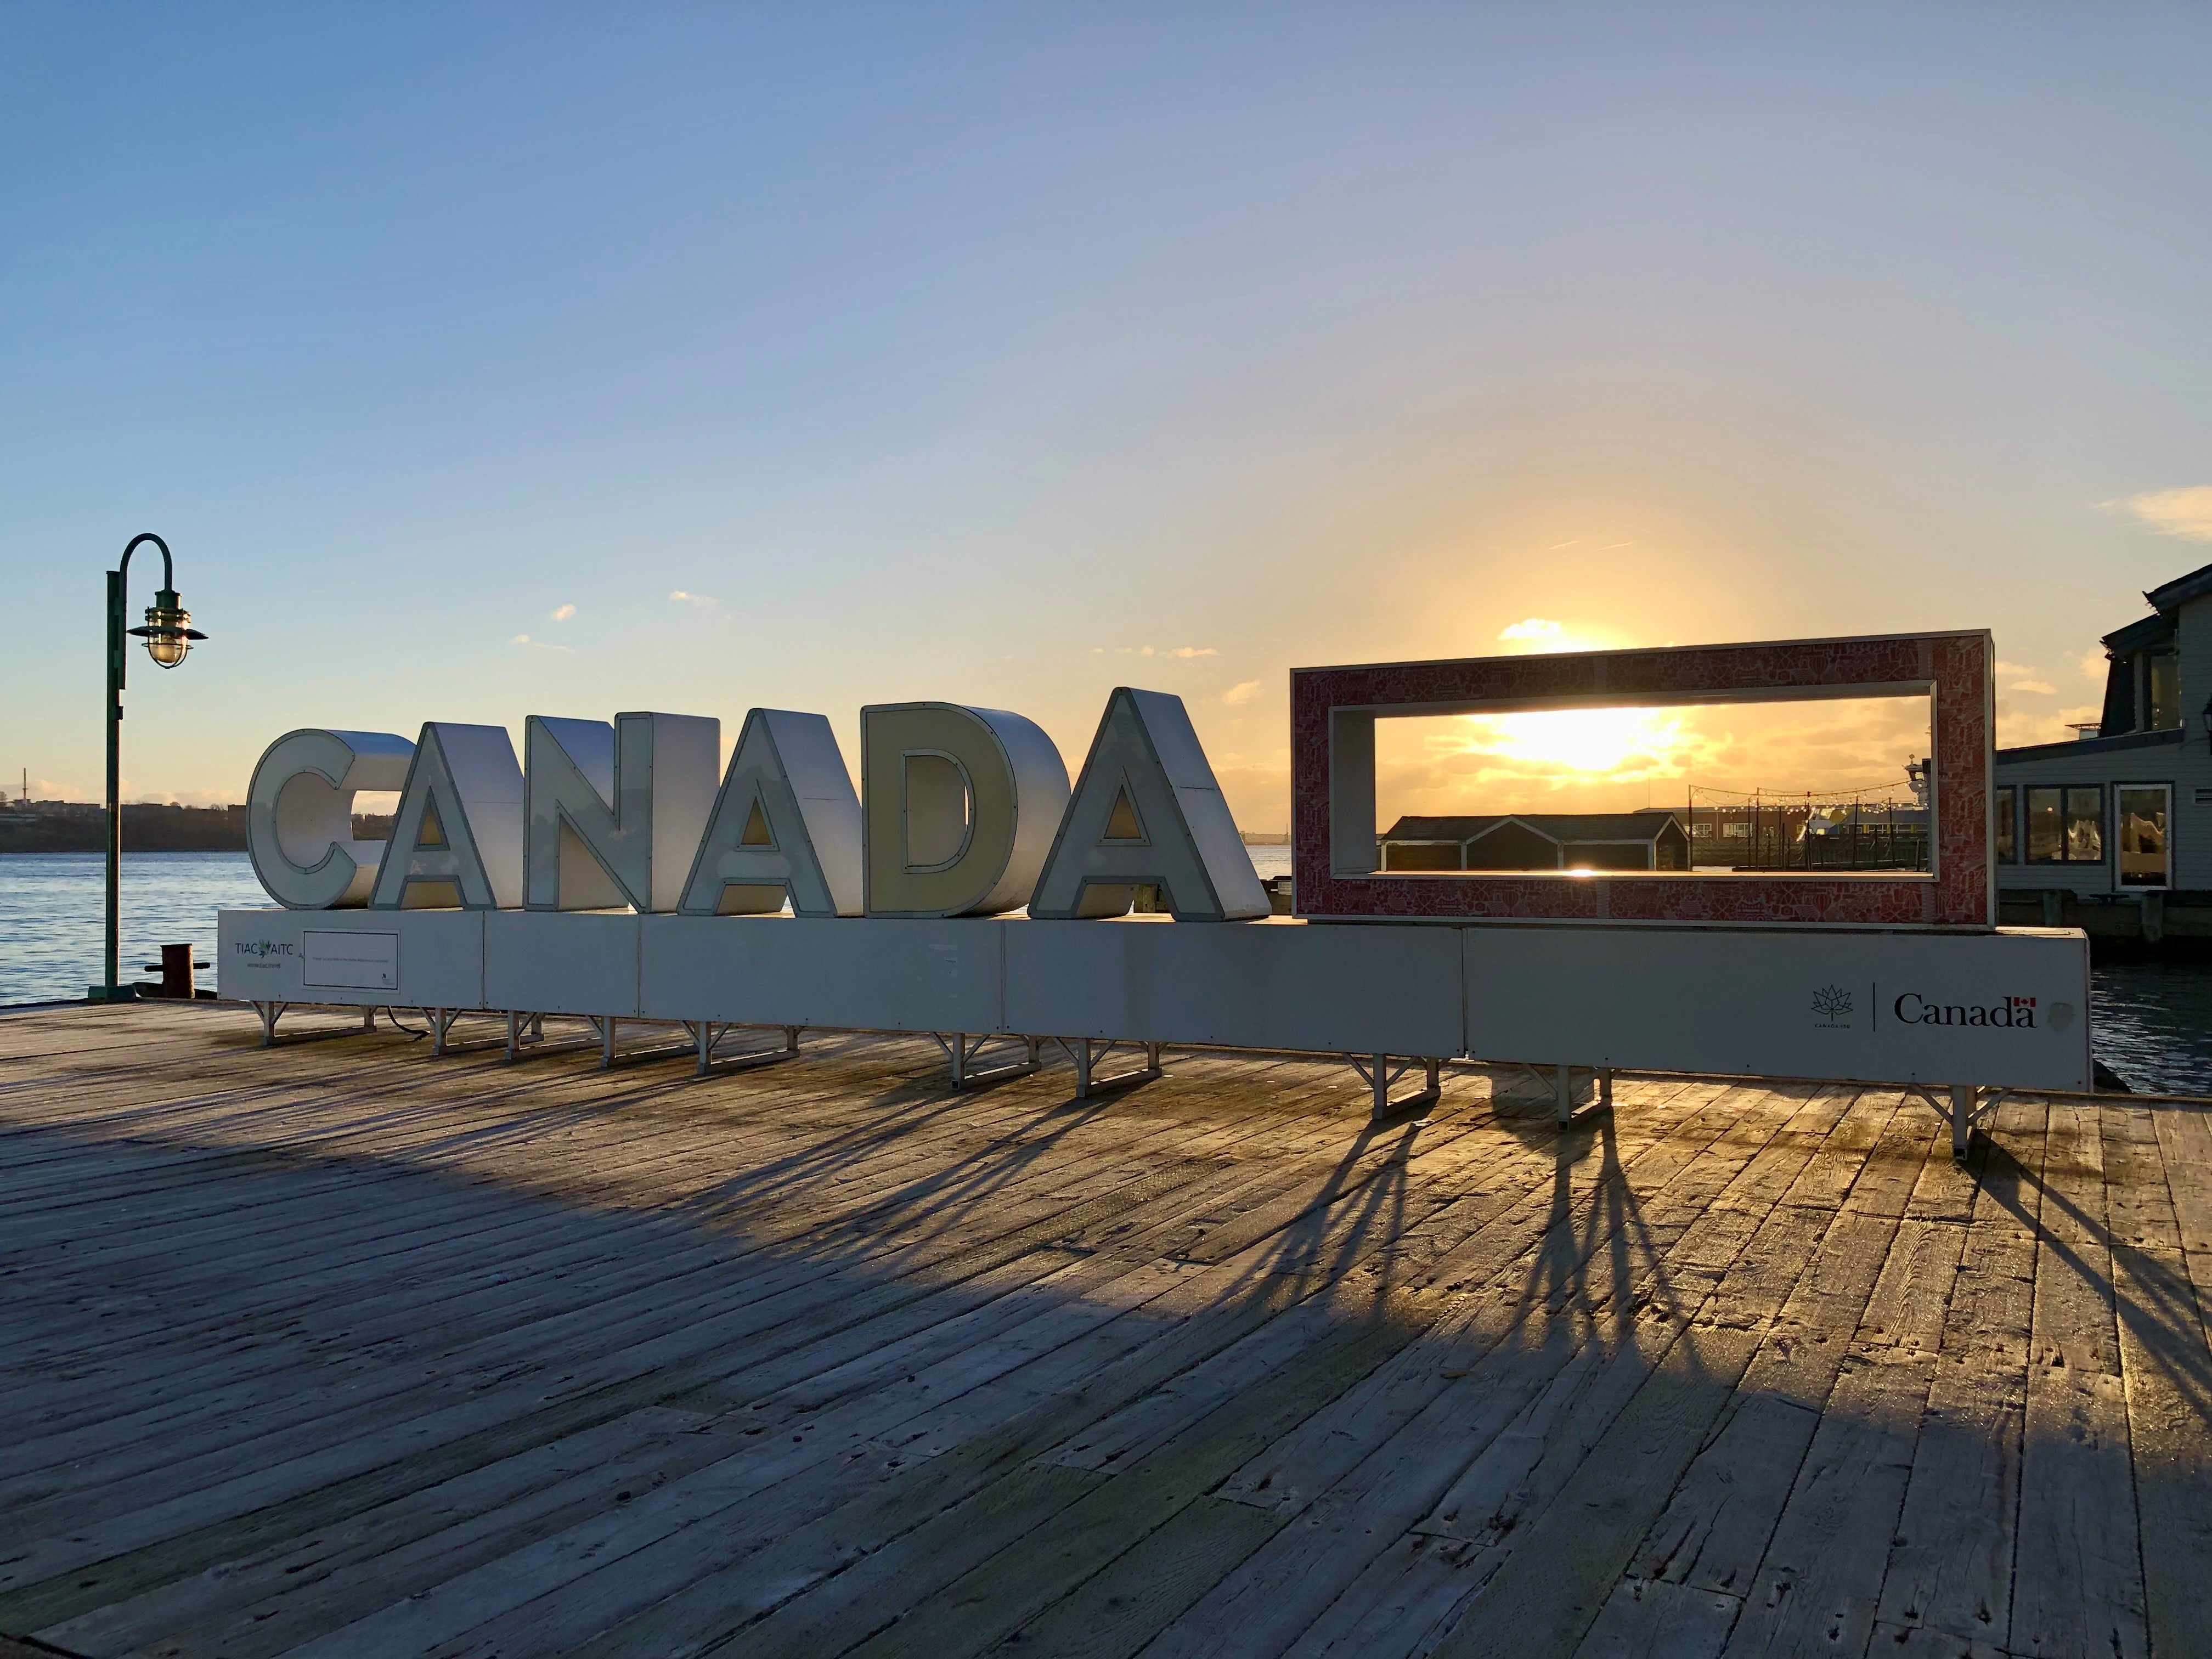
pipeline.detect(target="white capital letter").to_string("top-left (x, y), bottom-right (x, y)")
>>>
top-left (861, 703), bottom-right (1068, 917)
top-left (1030, 688), bottom-right (1268, 921)
top-left (681, 709), bottom-right (862, 917)
top-left (246, 729), bottom-right (414, 909)
top-left (370, 723), bottom-right (526, 910)
top-left (524, 712), bottom-right (719, 912)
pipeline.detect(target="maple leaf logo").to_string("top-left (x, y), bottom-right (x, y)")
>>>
top-left (1811, 985), bottom-right (1853, 1022)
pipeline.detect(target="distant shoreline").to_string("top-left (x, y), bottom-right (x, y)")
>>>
top-left (5, 812), bottom-right (1293, 853)
top-left (0, 805), bottom-right (247, 854)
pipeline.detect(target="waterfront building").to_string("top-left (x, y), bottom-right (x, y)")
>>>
top-left (1995, 558), bottom-right (2211, 941)
top-left (1377, 811), bottom-right (1691, 871)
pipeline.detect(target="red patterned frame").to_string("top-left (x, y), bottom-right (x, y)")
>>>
top-left (1291, 631), bottom-right (1993, 928)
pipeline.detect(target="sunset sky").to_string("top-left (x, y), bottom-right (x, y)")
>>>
top-left (4, 6), bottom-right (2208, 830)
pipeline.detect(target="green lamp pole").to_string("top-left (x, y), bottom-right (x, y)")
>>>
top-left (91, 533), bottom-right (207, 1003)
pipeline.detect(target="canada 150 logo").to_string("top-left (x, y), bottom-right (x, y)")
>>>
top-left (1813, 983), bottom-right (2048, 1032)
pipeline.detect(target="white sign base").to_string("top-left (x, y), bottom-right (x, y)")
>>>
top-left (219, 909), bottom-right (2093, 1094)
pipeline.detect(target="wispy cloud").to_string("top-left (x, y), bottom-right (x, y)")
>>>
top-left (1996, 660), bottom-right (2038, 678)
top-left (1498, 618), bottom-right (1564, 641)
top-left (669, 590), bottom-right (718, 609)
top-left (1223, 680), bottom-right (1263, 707)
top-left (549, 603), bottom-right (577, 622)
top-left (510, 633), bottom-right (574, 653)
top-left (2110, 486), bottom-right (2212, 542)
top-left (2008, 679), bottom-right (2056, 695)
top-left (1109, 644), bottom-right (1217, 658)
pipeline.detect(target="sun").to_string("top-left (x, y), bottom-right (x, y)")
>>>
top-left (1462, 707), bottom-right (1686, 776)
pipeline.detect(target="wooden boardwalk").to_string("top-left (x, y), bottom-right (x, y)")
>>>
top-left (2, 1002), bottom-right (2208, 1659)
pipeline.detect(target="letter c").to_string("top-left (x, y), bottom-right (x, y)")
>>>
top-left (247, 730), bottom-right (415, 908)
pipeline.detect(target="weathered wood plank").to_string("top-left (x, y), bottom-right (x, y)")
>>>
top-left (1626, 1205), bottom-right (1909, 1599)
top-left (2102, 1107), bottom-right (2182, 1252)
top-left (1420, 1323), bottom-right (1767, 1659)
top-left (1571, 1578), bottom-right (1742, 1659)
top-left (1717, 1221), bottom-right (1960, 1657)
top-left (2, 1011), bottom-right (2200, 1659)
top-left (337, 1103), bottom-right (1531, 1657)
top-left (1, 1066), bottom-right (1338, 1509)
top-left (1147, 1090), bottom-right (1831, 1659)
top-left (1872, 1160), bottom-right (2034, 1654)
top-left (2109, 1242), bottom-right (2212, 1659)
top-left (38, 1093), bottom-right (1480, 1649)
top-left (2011, 1104), bottom-right (2147, 1659)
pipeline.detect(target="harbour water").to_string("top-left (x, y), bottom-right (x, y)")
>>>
top-left (2, 849), bottom-right (2202, 1095)
top-left (0, 854), bottom-right (268, 1006)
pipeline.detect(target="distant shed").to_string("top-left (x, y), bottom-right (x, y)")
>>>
top-left (1378, 812), bottom-right (1690, 872)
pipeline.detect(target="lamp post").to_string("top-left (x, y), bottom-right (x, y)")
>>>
top-left (89, 533), bottom-right (207, 1003)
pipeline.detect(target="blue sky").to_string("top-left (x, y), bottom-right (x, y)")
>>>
top-left (4, 4), bottom-right (2208, 826)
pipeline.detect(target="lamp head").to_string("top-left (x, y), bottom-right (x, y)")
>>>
top-left (128, 587), bottom-right (207, 669)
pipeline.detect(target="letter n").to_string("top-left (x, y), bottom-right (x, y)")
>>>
top-left (526, 713), bottom-right (719, 912)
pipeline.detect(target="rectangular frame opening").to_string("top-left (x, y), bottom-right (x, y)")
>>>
top-left (1334, 685), bottom-right (1936, 880)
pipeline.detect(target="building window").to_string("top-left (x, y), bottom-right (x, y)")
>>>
top-left (1994, 786), bottom-right (2016, 864)
top-left (2149, 652), bottom-right (2180, 730)
top-left (2025, 786), bottom-right (2104, 865)
top-left (2116, 785), bottom-right (2170, 889)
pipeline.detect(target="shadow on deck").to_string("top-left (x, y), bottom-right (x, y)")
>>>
top-left (0, 1004), bottom-right (2204, 1659)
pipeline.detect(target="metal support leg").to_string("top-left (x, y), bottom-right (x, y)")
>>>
top-left (1057, 1037), bottom-right (1164, 1099)
top-left (582, 1017), bottom-right (699, 1070)
top-left (1351, 1053), bottom-right (1442, 1122)
top-left (497, 1013), bottom-right (599, 1064)
top-left (1908, 1083), bottom-right (2006, 1163)
top-left (687, 1021), bottom-right (800, 1077)
top-left (260, 999), bottom-right (390, 1048)
top-left (431, 1007), bottom-right (449, 1057)
top-left (930, 1032), bottom-right (1040, 1090)
top-left (1525, 1063), bottom-right (1601, 1125)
